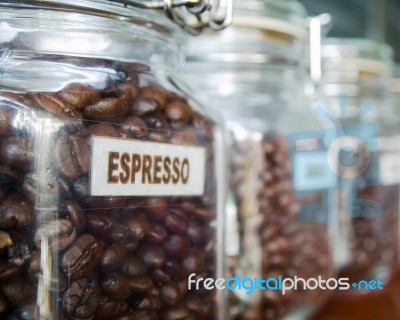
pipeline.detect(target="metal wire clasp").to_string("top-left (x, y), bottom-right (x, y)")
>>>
top-left (121, 0), bottom-right (232, 34)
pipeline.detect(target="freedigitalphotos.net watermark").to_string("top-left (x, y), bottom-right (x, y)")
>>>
top-left (188, 274), bottom-right (384, 295)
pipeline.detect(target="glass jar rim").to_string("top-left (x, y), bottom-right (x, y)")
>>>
top-left (321, 38), bottom-right (394, 74)
top-left (0, 0), bottom-right (183, 36)
top-left (233, 0), bottom-right (308, 39)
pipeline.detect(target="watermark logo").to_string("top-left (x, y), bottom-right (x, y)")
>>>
top-left (188, 274), bottom-right (384, 295)
top-left (287, 94), bottom-right (381, 221)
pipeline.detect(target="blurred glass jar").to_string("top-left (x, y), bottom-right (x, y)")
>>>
top-left (319, 38), bottom-right (398, 284)
top-left (0, 1), bottom-right (227, 319)
top-left (185, 1), bottom-right (336, 319)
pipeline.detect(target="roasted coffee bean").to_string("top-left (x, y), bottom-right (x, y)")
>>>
top-left (119, 116), bottom-right (148, 138)
top-left (128, 276), bottom-right (153, 294)
top-left (151, 268), bottom-right (171, 284)
top-left (62, 234), bottom-right (103, 279)
top-left (0, 193), bottom-right (33, 230)
top-left (57, 83), bottom-right (101, 109)
top-left (84, 97), bottom-right (129, 122)
top-left (117, 82), bottom-right (139, 105)
top-left (8, 303), bottom-right (36, 320)
top-left (21, 172), bottom-right (58, 206)
top-left (0, 165), bottom-right (21, 189)
top-left (165, 100), bottom-right (192, 130)
top-left (55, 135), bottom-right (89, 179)
top-left (0, 259), bottom-right (22, 282)
top-left (170, 127), bottom-right (198, 145)
top-left (101, 272), bottom-right (131, 301)
top-left (136, 294), bottom-right (162, 310)
top-left (107, 224), bottom-right (129, 242)
top-left (139, 85), bottom-right (168, 109)
top-left (101, 243), bottom-right (127, 272)
top-left (143, 197), bottom-right (168, 222)
top-left (0, 230), bottom-right (12, 249)
top-left (164, 214), bottom-right (188, 235)
top-left (163, 235), bottom-right (190, 260)
top-left (62, 202), bottom-right (86, 234)
top-left (127, 310), bottom-right (158, 320)
top-left (35, 218), bottom-right (76, 251)
top-left (1, 277), bottom-right (34, 304)
top-left (125, 212), bottom-right (149, 240)
top-left (32, 92), bottom-right (80, 119)
top-left (131, 98), bottom-right (159, 116)
top-left (86, 213), bottom-right (113, 237)
top-left (94, 296), bottom-right (128, 320)
top-left (146, 223), bottom-right (168, 244)
top-left (182, 251), bottom-right (204, 274)
top-left (161, 283), bottom-right (181, 306)
top-left (121, 257), bottom-right (147, 278)
top-left (1, 136), bottom-right (33, 171)
top-left (84, 122), bottom-right (120, 137)
top-left (192, 111), bottom-right (214, 141)
top-left (143, 112), bottom-right (169, 132)
top-left (160, 305), bottom-right (190, 320)
top-left (63, 276), bottom-right (101, 319)
top-left (137, 244), bottom-right (165, 268)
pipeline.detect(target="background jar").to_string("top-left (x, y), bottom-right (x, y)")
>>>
top-left (185, 0), bottom-right (336, 319)
top-left (319, 38), bottom-right (398, 284)
top-left (0, 1), bottom-right (226, 319)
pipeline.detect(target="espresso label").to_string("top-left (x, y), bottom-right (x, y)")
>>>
top-left (90, 136), bottom-right (206, 196)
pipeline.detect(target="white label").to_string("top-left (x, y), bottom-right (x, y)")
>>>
top-left (90, 136), bottom-right (206, 196)
top-left (380, 153), bottom-right (400, 185)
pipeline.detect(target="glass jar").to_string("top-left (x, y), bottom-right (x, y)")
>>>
top-left (185, 1), bottom-right (336, 319)
top-left (319, 38), bottom-right (398, 284)
top-left (0, 1), bottom-right (226, 319)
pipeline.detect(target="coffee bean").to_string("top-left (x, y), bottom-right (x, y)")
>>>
top-left (63, 276), bottom-right (101, 319)
top-left (119, 116), bottom-right (148, 138)
top-left (84, 123), bottom-right (120, 137)
top-left (137, 245), bottom-right (165, 268)
top-left (95, 296), bottom-right (128, 320)
top-left (35, 218), bottom-right (76, 251)
top-left (137, 294), bottom-right (162, 310)
top-left (164, 235), bottom-right (190, 260)
top-left (0, 165), bottom-right (21, 189)
top-left (32, 93), bottom-right (80, 119)
top-left (125, 212), bottom-right (149, 240)
top-left (101, 272), bottom-right (131, 301)
top-left (21, 172), bottom-right (58, 206)
top-left (84, 97), bottom-right (129, 122)
top-left (62, 234), bottom-right (103, 279)
top-left (161, 283), bottom-right (181, 306)
top-left (160, 305), bottom-right (190, 320)
top-left (117, 82), bottom-right (139, 105)
top-left (0, 293), bottom-right (10, 318)
top-left (1, 277), bottom-right (34, 304)
top-left (86, 213), bottom-right (113, 237)
top-left (128, 276), bottom-right (153, 294)
top-left (101, 243), bottom-right (127, 272)
top-left (8, 303), bottom-right (36, 320)
top-left (165, 100), bottom-right (192, 130)
top-left (0, 193), bottom-right (33, 229)
top-left (57, 83), bottom-right (101, 109)
top-left (121, 257), bottom-right (147, 278)
top-left (131, 98), bottom-right (159, 116)
top-left (146, 223), bottom-right (168, 244)
top-left (1, 137), bottom-right (33, 171)
top-left (62, 202), bottom-right (86, 234)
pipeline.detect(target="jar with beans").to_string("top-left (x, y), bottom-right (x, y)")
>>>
top-left (0, 1), bottom-right (228, 319)
top-left (319, 39), bottom-right (399, 284)
top-left (185, 1), bottom-right (336, 319)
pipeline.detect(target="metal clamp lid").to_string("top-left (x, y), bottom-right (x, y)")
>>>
top-left (110, 0), bottom-right (233, 34)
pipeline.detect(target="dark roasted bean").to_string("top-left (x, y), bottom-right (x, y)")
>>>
top-left (127, 276), bottom-right (153, 294)
top-left (101, 272), bottom-right (131, 301)
top-left (137, 294), bottom-right (162, 310)
top-left (86, 212), bottom-right (113, 237)
top-left (160, 305), bottom-right (190, 320)
top-left (62, 234), bottom-right (103, 279)
top-left (101, 243), bottom-right (127, 272)
top-left (137, 244), bottom-right (165, 268)
top-left (119, 116), bottom-right (148, 138)
top-left (163, 235), bottom-right (190, 260)
top-left (125, 212), bottom-right (149, 240)
top-left (0, 165), bottom-right (21, 189)
top-left (35, 218), bottom-right (76, 251)
top-left (1, 137), bottom-right (33, 171)
top-left (32, 92), bottom-right (80, 119)
top-left (165, 100), bottom-right (192, 130)
top-left (1, 277), bottom-right (34, 304)
top-left (95, 296), bottom-right (128, 320)
top-left (57, 83), bottom-right (101, 109)
top-left (84, 97), bottom-right (129, 122)
top-left (146, 223), bottom-right (168, 244)
top-left (63, 276), bottom-right (101, 319)
top-left (0, 193), bottom-right (33, 229)
top-left (121, 257), bottom-right (147, 278)
top-left (160, 283), bottom-right (181, 306)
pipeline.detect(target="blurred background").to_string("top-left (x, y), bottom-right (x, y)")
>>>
top-left (300, 0), bottom-right (400, 64)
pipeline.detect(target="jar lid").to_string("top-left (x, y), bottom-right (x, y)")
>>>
top-left (186, 0), bottom-right (308, 63)
top-left (233, 0), bottom-right (308, 40)
top-left (321, 38), bottom-right (394, 76)
top-left (0, 0), bottom-right (232, 35)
